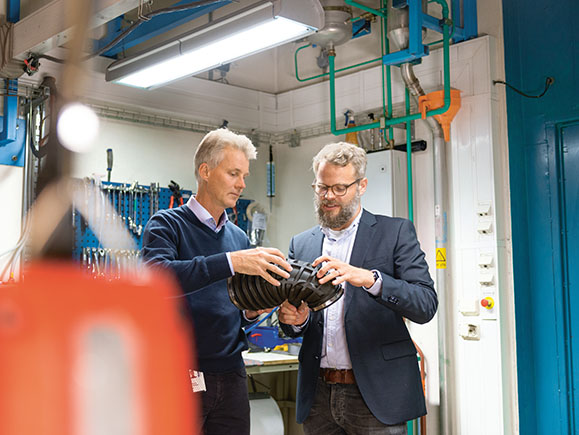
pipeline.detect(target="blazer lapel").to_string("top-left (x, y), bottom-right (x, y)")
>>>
top-left (345, 210), bottom-right (377, 308)
top-left (306, 226), bottom-right (324, 262)
top-left (349, 210), bottom-right (377, 268)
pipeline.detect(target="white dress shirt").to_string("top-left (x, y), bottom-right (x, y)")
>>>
top-left (318, 209), bottom-right (382, 369)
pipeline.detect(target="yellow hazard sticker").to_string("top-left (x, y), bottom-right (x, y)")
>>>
top-left (436, 248), bottom-right (447, 269)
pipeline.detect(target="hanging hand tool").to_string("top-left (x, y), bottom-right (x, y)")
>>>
top-left (168, 180), bottom-right (183, 208)
top-left (153, 183), bottom-right (159, 214)
top-left (136, 189), bottom-right (143, 236)
top-left (106, 148), bottom-right (113, 182)
top-left (266, 145), bottom-right (275, 212)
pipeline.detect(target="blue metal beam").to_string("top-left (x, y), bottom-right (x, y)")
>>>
top-left (0, 80), bottom-right (18, 147)
top-left (96, 0), bottom-right (231, 58)
top-left (0, 118), bottom-right (26, 167)
top-left (7, 0), bottom-right (20, 22)
top-left (1, 1), bottom-right (21, 159)
top-left (450, 0), bottom-right (477, 42)
top-left (383, 0), bottom-right (430, 66)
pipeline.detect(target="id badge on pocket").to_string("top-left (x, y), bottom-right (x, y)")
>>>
top-left (189, 369), bottom-right (206, 393)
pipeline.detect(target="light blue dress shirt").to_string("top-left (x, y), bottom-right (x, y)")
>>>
top-left (316, 209), bottom-right (382, 369)
top-left (186, 195), bottom-right (235, 275)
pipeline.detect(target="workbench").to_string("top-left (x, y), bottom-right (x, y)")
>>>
top-left (243, 351), bottom-right (303, 435)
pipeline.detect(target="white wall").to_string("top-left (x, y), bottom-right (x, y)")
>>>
top-left (70, 118), bottom-right (204, 191)
top-left (0, 165), bottom-right (23, 282)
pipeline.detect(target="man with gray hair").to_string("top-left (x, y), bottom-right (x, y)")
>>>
top-left (279, 142), bottom-right (437, 434)
top-left (143, 128), bottom-right (291, 435)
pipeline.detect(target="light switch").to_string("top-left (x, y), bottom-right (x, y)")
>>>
top-left (459, 298), bottom-right (480, 316)
top-left (478, 254), bottom-right (494, 268)
top-left (477, 221), bottom-right (493, 235)
top-left (476, 202), bottom-right (492, 217)
top-left (459, 322), bottom-right (480, 341)
top-left (479, 271), bottom-right (494, 286)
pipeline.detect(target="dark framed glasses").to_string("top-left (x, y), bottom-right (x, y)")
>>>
top-left (311, 178), bottom-right (362, 197)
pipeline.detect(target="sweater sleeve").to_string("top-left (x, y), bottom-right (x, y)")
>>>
top-left (142, 211), bottom-right (232, 295)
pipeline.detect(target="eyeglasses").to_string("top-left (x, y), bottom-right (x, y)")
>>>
top-left (311, 178), bottom-right (362, 197)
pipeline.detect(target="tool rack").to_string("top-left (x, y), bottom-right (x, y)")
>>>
top-left (73, 179), bottom-right (253, 278)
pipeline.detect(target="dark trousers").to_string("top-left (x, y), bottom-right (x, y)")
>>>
top-left (303, 377), bottom-right (407, 435)
top-left (199, 367), bottom-right (250, 435)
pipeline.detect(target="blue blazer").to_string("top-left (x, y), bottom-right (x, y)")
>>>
top-left (281, 209), bottom-right (437, 425)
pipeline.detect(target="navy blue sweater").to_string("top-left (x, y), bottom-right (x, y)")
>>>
top-left (142, 205), bottom-right (252, 373)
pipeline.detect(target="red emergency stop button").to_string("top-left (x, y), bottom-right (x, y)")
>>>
top-left (481, 296), bottom-right (494, 309)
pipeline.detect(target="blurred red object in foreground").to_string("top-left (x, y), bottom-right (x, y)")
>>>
top-left (0, 261), bottom-right (199, 435)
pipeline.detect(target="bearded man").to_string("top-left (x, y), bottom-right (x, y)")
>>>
top-left (278, 142), bottom-right (438, 435)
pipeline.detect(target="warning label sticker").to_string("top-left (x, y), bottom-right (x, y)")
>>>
top-left (436, 248), bottom-right (447, 269)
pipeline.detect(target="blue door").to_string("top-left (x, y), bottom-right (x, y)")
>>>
top-left (559, 122), bottom-right (579, 432)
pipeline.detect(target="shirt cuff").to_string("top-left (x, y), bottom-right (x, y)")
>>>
top-left (243, 310), bottom-right (259, 322)
top-left (226, 252), bottom-right (235, 276)
top-left (290, 314), bottom-right (310, 333)
top-left (363, 270), bottom-right (382, 296)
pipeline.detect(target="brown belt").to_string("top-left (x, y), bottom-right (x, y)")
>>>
top-left (320, 368), bottom-right (356, 385)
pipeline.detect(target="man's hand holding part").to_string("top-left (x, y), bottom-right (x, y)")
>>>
top-left (278, 300), bottom-right (310, 326)
top-left (230, 247), bottom-right (292, 285)
top-left (245, 307), bottom-right (275, 320)
top-left (313, 255), bottom-right (376, 288)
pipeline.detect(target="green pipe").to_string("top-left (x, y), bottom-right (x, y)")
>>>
top-left (380, 0), bottom-right (387, 120)
top-left (328, 0), bottom-right (451, 136)
top-left (295, 44), bottom-right (382, 83)
top-left (385, 4), bottom-right (451, 127)
top-left (329, 54), bottom-right (381, 135)
top-left (382, 0), bottom-right (394, 141)
top-left (344, 0), bottom-right (387, 19)
top-left (405, 87), bottom-right (414, 222)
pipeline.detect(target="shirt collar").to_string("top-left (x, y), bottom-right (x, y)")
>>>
top-left (186, 195), bottom-right (228, 232)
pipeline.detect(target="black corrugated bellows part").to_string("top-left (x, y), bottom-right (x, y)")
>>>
top-left (228, 259), bottom-right (343, 312)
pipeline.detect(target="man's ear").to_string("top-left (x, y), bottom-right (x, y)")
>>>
top-left (198, 163), bottom-right (210, 181)
top-left (359, 177), bottom-right (368, 195)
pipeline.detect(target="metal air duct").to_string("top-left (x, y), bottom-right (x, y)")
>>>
top-left (387, 0), bottom-right (427, 51)
top-left (308, 0), bottom-right (353, 49)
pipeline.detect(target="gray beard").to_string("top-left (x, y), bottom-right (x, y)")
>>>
top-left (315, 191), bottom-right (361, 230)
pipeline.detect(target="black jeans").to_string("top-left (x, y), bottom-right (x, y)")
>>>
top-left (303, 377), bottom-right (407, 435)
top-left (199, 367), bottom-right (250, 435)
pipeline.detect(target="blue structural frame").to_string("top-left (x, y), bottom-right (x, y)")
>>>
top-left (502, 0), bottom-right (579, 433)
top-left (0, 117), bottom-right (26, 166)
top-left (450, 0), bottom-right (477, 42)
top-left (0, 1), bottom-right (24, 167)
top-left (96, 0), bottom-right (231, 58)
top-left (382, 0), bottom-right (477, 66)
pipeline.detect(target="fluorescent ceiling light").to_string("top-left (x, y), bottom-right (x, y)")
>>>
top-left (106, 0), bottom-right (324, 89)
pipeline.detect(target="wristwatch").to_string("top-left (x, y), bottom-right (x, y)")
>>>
top-left (363, 270), bottom-right (380, 289)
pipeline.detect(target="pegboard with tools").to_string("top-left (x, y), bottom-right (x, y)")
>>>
top-left (226, 198), bottom-right (252, 234)
top-left (73, 179), bottom-right (192, 268)
top-left (73, 179), bottom-right (255, 277)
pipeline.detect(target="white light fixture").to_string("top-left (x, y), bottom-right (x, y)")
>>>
top-left (105, 0), bottom-right (324, 89)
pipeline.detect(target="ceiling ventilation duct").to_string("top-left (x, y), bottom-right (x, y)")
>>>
top-left (307, 0), bottom-right (353, 49)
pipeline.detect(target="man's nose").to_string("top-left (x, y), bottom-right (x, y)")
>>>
top-left (237, 176), bottom-right (246, 189)
top-left (323, 188), bottom-right (336, 199)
